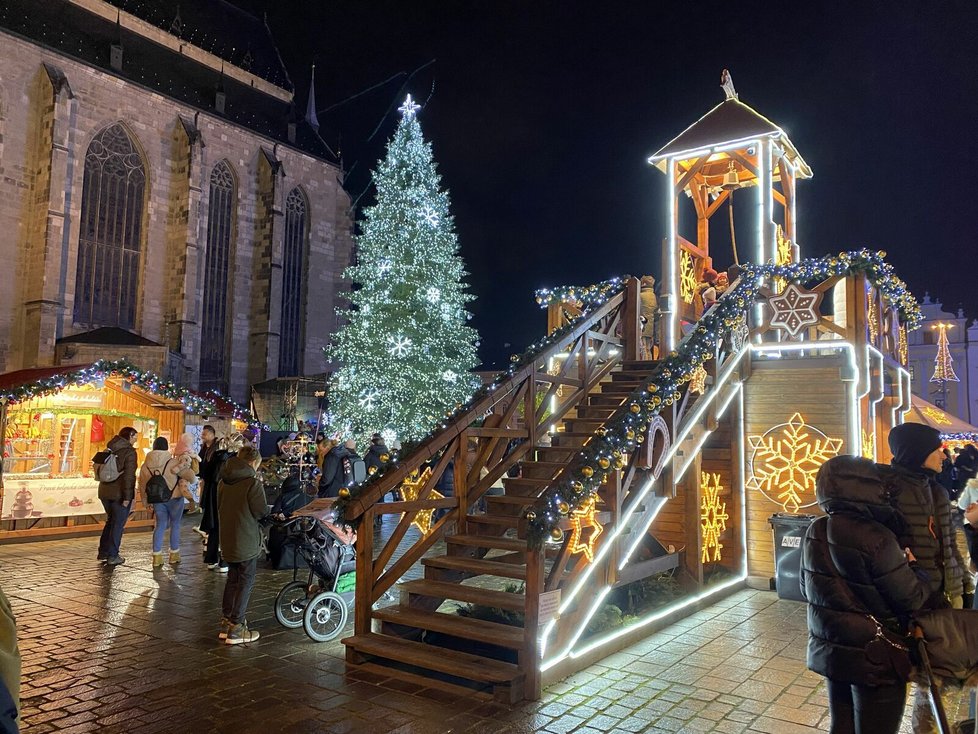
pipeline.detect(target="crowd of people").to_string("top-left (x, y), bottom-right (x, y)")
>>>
top-left (802, 423), bottom-right (978, 734)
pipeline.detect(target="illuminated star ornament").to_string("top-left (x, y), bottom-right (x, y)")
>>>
top-left (680, 249), bottom-right (698, 305)
top-left (567, 496), bottom-right (603, 562)
top-left (396, 467), bottom-right (441, 534)
top-left (700, 472), bottom-right (729, 563)
top-left (747, 412), bottom-right (843, 513)
top-left (398, 94), bottom-right (421, 119)
top-left (767, 283), bottom-right (822, 337)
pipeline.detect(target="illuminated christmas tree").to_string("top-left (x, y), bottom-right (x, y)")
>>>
top-left (326, 95), bottom-right (480, 446)
top-left (930, 323), bottom-right (959, 383)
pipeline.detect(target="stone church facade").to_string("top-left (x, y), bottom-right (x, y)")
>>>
top-left (0, 0), bottom-right (353, 403)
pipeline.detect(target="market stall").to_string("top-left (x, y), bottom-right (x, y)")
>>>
top-left (0, 360), bottom-right (256, 541)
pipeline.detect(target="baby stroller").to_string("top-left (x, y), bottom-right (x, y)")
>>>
top-left (269, 511), bottom-right (356, 642)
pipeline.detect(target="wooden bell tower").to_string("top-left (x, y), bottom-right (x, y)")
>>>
top-left (649, 71), bottom-right (813, 351)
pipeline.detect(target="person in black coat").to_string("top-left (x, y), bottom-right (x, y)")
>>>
top-left (953, 443), bottom-right (978, 492)
top-left (318, 440), bottom-right (359, 498)
top-left (198, 426), bottom-right (232, 571)
top-left (802, 455), bottom-right (932, 734)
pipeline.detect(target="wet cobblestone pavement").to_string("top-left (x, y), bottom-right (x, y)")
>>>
top-left (0, 520), bottom-right (965, 733)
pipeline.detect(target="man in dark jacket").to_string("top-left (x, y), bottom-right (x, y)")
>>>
top-left (318, 439), bottom-right (359, 498)
top-left (884, 422), bottom-right (974, 732)
top-left (802, 455), bottom-right (931, 733)
top-left (217, 446), bottom-right (266, 645)
top-left (364, 434), bottom-right (390, 528)
top-left (96, 427), bottom-right (138, 565)
top-left (198, 426), bottom-right (230, 572)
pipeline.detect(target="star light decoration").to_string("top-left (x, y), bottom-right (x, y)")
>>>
top-left (747, 412), bottom-right (843, 513)
top-left (700, 472), bottom-right (729, 563)
top-left (398, 94), bottom-right (421, 119)
top-left (567, 496), bottom-right (603, 562)
top-left (767, 283), bottom-right (822, 337)
top-left (679, 249), bottom-right (698, 305)
top-left (922, 406), bottom-right (953, 426)
top-left (396, 467), bottom-right (442, 534)
top-left (388, 335), bottom-right (413, 357)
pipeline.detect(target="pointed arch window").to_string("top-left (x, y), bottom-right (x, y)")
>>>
top-left (73, 123), bottom-right (146, 329)
top-left (279, 187), bottom-right (308, 376)
top-left (199, 161), bottom-right (236, 393)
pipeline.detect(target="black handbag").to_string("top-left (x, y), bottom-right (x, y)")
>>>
top-left (864, 614), bottom-right (913, 681)
top-left (913, 608), bottom-right (978, 681)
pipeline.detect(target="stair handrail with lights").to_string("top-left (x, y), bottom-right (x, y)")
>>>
top-left (340, 277), bottom-right (642, 693)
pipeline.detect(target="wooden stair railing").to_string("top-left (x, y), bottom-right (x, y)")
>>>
top-left (342, 277), bottom-right (642, 702)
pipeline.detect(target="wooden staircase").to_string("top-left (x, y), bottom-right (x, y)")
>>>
top-left (343, 359), bottom-right (658, 702)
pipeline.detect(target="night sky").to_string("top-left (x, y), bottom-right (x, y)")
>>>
top-left (236, 0), bottom-right (978, 368)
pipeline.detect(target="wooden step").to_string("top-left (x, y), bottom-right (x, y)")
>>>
top-left (534, 446), bottom-right (581, 462)
top-left (486, 494), bottom-right (537, 507)
top-left (574, 406), bottom-right (618, 419)
top-left (519, 461), bottom-right (566, 479)
top-left (502, 476), bottom-right (553, 493)
top-left (374, 605), bottom-right (524, 649)
top-left (447, 534), bottom-right (527, 552)
top-left (466, 513), bottom-right (521, 529)
top-left (400, 578), bottom-right (526, 612)
top-left (343, 632), bottom-right (522, 686)
top-left (552, 432), bottom-right (593, 447)
top-left (621, 359), bottom-right (659, 369)
top-left (588, 394), bottom-right (629, 406)
top-left (423, 555), bottom-right (528, 580)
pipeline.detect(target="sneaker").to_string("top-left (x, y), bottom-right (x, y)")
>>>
top-left (97, 553), bottom-right (108, 562)
top-left (218, 618), bottom-right (231, 640)
top-left (105, 555), bottom-right (125, 566)
top-left (192, 526), bottom-right (208, 541)
top-left (152, 552), bottom-right (164, 568)
top-left (169, 550), bottom-right (180, 565)
top-left (225, 623), bottom-right (260, 645)
top-left (216, 563), bottom-right (229, 573)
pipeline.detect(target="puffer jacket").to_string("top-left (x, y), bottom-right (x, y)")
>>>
top-left (97, 435), bottom-right (137, 502)
top-left (802, 456), bottom-right (931, 686)
top-left (217, 456), bottom-right (267, 562)
top-left (879, 462), bottom-right (971, 606)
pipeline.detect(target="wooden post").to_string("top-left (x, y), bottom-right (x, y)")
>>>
top-left (455, 429), bottom-right (468, 534)
top-left (522, 548), bottom-right (545, 700)
top-left (525, 366), bottom-right (537, 447)
top-left (623, 276), bottom-right (641, 362)
top-left (355, 504), bottom-right (374, 636)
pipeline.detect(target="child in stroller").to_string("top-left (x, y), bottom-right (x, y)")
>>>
top-left (268, 503), bottom-right (356, 642)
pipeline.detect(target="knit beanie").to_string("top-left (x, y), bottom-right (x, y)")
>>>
top-left (888, 423), bottom-right (942, 468)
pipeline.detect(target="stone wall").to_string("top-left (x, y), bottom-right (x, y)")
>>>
top-left (0, 31), bottom-right (353, 402)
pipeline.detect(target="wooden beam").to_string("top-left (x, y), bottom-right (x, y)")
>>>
top-left (704, 189), bottom-right (730, 219)
top-left (675, 155), bottom-right (710, 194)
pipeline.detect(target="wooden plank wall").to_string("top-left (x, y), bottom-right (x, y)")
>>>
top-left (743, 358), bottom-right (851, 581)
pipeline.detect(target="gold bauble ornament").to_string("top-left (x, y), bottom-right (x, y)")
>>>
top-left (551, 528), bottom-right (564, 542)
top-left (636, 434), bottom-right (645, 444)
top-left (380, 454), bottom-right (390, 463)
top-left (625, 430), bottom-right (635, 440)
top-left (598, 456), bottom-right (611, 469)
top-left (558, 502), bottom-right (570, 515)
top-left (612, 450), bottom-right (622, 459)
top-left (570, 481), bottom-right (583, 492)
top-left (649, 384), bottom-right (659, 392)
top-left (338, 487), bottom-right (351, 498)
top-left (614, 458), bottom-right (625, 470)
top-left (368, 466), bottom-right (377, 475)
top-left (630, 403), bottom-right (641, 414)
top-left (581, 466), bottom-right (594, 478)
top-left (595, 427), bottom-right (607, 437)
top-left (526, 510), bottom-right (537, 522)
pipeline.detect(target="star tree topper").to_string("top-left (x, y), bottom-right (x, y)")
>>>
top-left (398, 94), bottom-right (421, 120)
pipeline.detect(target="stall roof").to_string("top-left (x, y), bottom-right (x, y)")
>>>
top-left (904, 394), bottom-right (978, 435)
top-left (0, 364), bottom-right (91, 392)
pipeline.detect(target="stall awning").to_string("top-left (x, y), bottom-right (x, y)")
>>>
top-left (0, 364), bottom-right (90, 392)
top-left (904, 394), bottom-right (978, 437)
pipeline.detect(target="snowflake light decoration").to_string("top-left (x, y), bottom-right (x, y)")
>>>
top-left (377, 259), bottom-right (392, 276)
top-left (426, 287), bottom-right (441, 304)
top-left (420, 206), bottom-right (440, 227)
top-left (397, 467), bottom-right (441, 534)
top-left (358, 388), bottom-right (380, 410)
top-left (388, 335), bottom-right (413, 357)
top-left (567, 496), bottom-right (603, 562)
top-left (380, 428), bottom-right (397, 448)
top-left (680, 249), bottom-right (698, 305)
top-left (700, 472), bottom-right (729, 563)
top-left (442, 370), bottom-right (458, 382)
top-left (861, 429), bottom-right (876, 460)
top-left (767, 283), bottom-right (822, 337)
top-left (747, 412), bottom-right (843, 513)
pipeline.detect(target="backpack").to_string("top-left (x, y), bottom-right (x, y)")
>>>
top-left (145, 459), bottom-right (173, 504)
top-left (92, 449), bottom-right (121, 483)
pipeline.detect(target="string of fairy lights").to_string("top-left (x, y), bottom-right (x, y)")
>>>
top-left (334, 249), bottom-right (919, 541)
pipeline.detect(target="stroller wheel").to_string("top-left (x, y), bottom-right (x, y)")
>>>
top-left (274, 581), bottom-right (309, 629)
top-left (302, 590), bottom-right (348, 642)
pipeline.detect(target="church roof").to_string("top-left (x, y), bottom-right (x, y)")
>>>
top-left (650, 98), bottom-right (812, 178)
top-left (0, 0), bottom-right (337, 163)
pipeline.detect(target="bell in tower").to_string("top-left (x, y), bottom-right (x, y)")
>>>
top-left (648, 71), bottom-right (812, 351)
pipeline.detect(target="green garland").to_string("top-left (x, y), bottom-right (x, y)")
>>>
top-left (0, 359), bottom-right (262, 430)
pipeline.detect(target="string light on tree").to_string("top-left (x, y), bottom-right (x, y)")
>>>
top-left (325, 94), bottom-right (480, 446)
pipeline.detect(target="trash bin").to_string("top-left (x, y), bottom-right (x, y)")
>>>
top-left (768, 513), bottom-right (817, 602)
